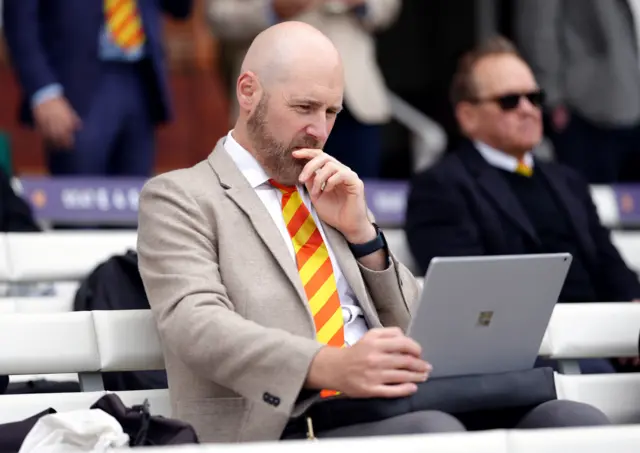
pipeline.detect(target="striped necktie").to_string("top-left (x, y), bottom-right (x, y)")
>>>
top-left (515, 159), bottom-right (533, 177)
top-left (270, 180), bottom-right (345, 398)
top-left (104, 0), bottom-right (146, 54)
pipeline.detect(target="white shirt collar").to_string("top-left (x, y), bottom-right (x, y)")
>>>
top-left (474, 141), bottom-right (534, 173)
top-left (223, 130), bottom-right (271, 189)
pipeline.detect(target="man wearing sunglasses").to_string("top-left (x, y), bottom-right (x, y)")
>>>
top-left (405, 36), bottom-right (640, 374)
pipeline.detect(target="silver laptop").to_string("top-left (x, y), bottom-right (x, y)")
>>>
top-left (408, 253), bottom-right (572, 378)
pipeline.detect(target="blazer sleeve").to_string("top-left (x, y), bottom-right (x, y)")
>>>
top-left (2, 0), bottom-right (60, 101)
top-left (206, 0), bottom-right (274, 41)
top-left (513, 0), bottom-right (563, 108)
top-left (359, 0), bottom-right (402, 32)
top-left (137, 174), bottom-right (323, 416)
top-left (404, 167), bottom-right (487, 275)
top-left (160, 0), bottom-right (193, 19)
top-left (570, 173), bottom-right (640, 301)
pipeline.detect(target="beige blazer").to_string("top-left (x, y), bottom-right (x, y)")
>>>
top-left (137, 138), bottom-right (420, 443)
top-left (207, 0), bottom-right (401, 125)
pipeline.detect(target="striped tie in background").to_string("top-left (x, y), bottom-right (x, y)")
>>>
top-left (104, 0), bottom-right (146, 53)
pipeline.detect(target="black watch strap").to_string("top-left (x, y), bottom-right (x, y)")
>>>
top-left (348, 224), bottom-right (387, 258)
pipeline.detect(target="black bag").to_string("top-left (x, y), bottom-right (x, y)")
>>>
top-left (0, 409), bottom-right (55, 453)
top-left (285, 367), bottom-right (557, 435)
top-left (74, 250), bottom-right (168, 391)
top-left (91, 394), bottom-right (199, 446)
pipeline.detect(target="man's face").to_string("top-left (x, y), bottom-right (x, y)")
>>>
top-left (461, 54), bottom-right (543, 155)
top-left (246, 67), bottom-right (344, 186)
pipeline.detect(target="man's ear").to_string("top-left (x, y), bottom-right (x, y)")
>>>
top-left (455, 102), bottom-right (478, 136)
top-left (237, 71), bottom-right (261, 112)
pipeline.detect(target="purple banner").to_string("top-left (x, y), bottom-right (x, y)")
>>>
top-left (17, 177), bottom-right (144, 224)
top-left (363, 179), bottom-right (409, 226)
top-left (15, 177), bottom-right (410, 227)
top-left (614, 185), bottom-right (640, 225)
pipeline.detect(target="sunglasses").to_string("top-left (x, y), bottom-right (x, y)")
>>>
top-left (473, 90), bottom-right (545, 111)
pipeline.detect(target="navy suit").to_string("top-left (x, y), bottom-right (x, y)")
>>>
top-left (2, 0), bottom-right (192, 176)
top-left (405, 142), bottom-right (640, 374)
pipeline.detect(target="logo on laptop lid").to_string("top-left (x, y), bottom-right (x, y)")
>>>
top-left (477, 311), bottom-right (494, 327)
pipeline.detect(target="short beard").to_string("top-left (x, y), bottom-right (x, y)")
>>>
top-left (246, 95), bottom-right (321, 186)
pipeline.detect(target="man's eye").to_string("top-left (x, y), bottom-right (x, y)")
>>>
top-left (297, 105), bottom-right (312, 112)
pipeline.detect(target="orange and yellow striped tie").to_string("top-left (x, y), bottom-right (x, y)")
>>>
top-left (104, 0), bottom-right (146, 53)
top-left (270, 180), bottom-right (345, 398)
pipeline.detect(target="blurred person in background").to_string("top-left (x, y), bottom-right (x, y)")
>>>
top-left (514, 0), bottom-right (640, 184)
top-left (2, 0), bottom-right (193, 177)
top-left (404, 37), bottom-right (640, 374)
top-left (206, 0), bottom-right (401, 179)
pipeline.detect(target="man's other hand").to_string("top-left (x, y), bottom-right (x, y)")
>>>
top-left (33, 96), bottom-right (82, 150)
top-left (306, 327), bottom-right (432, 399)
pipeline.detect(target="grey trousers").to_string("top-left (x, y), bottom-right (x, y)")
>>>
top-left (283, 400), bottom-right (610, 439)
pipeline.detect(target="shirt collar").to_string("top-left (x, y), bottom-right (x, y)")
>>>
top-left (223, 130), bottom-right (271, 189)
top-left (474, 141), bottom-right (534, 173)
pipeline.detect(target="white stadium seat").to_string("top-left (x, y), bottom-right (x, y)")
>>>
top-left (115, 431), bottom-right (509, 453)
top-left (611, 231), bottom-right (640, 274)
top-left (0, 311), bottom-right (100, 375)
top-left (555, 374), bottom-right (640, 424)
top-left (590, 186), bottom-right (620, 229)
top-left (93, 309), bottom-right (165, 372)
top-left (508, 425), bottom-right (640, 453)
top-left (547, 303), bottom-right (640, 359)
top-left (3, 231), bottom-right (137, 282)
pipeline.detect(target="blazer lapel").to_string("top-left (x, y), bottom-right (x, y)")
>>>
top-left (537, 164), bottom-right (597, 259)
top-left (459, 144), bottom-right (541, 245)
top-left (319, 221), bottom-right (382, 328)
top-left (207, 139), bottom-right (308, 305)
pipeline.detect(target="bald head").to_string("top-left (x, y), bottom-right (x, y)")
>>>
top-left (240, 21), bottom-right (343, 89)
top-left (232, 22), bottom-right (345, 186)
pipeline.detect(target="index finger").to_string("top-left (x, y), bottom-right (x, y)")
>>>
top-left (292, 148), bottom-right (323, 160)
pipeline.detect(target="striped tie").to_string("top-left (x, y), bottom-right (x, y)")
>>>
top-left (270, 180), bottom-right (345, 398)
top-left (104, 0), bottom-right (146, 53)
top-left (515, 159), bottom-right (533, 177)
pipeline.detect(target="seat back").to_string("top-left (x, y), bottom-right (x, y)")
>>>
top-left (0, 311), bottom-right (100, 375)
top-left (4, 231), bottom-right (137, 282)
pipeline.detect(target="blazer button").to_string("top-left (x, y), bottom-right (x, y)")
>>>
top-left (263, 392), bottom-right (280, 407)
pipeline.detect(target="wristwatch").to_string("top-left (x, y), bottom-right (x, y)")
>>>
top-left (347, 223), bottom-right (387, 258)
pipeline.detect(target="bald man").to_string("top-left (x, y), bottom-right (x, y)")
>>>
top-left (207, 0), bottom-right (400, 178)
top-left (137, 23), bottom-right (609, 443)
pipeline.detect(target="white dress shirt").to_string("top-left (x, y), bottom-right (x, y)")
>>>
top-left (223, 131), bottom-right (369, 346)
top-left (474, 141), bottom-right (535, 173)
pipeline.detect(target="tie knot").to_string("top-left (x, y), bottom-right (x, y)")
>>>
top-left (269, 179), bottom-right (297, 194)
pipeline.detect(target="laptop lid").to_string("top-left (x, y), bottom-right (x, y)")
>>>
top-left (408, 253), bottom-right (572, 378)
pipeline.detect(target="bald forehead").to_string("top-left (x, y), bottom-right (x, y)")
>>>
top-left (473, 54), bottom-right (538, 98)
top-left (242, 22), bottom-right (342, 86)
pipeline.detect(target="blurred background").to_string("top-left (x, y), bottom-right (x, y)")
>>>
top-left (1, 0), bottom-right (640, 228)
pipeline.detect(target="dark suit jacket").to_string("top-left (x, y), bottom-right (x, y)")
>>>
top-left (405, 142), bottom-right (640, 302)
top-left (1, 0), bottom-right (192, 126)
top-left (0, 169), bottom-right (40, 232)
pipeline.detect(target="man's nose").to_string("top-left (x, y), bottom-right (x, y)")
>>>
top-left (305, 118), bottom-right (329, 144)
